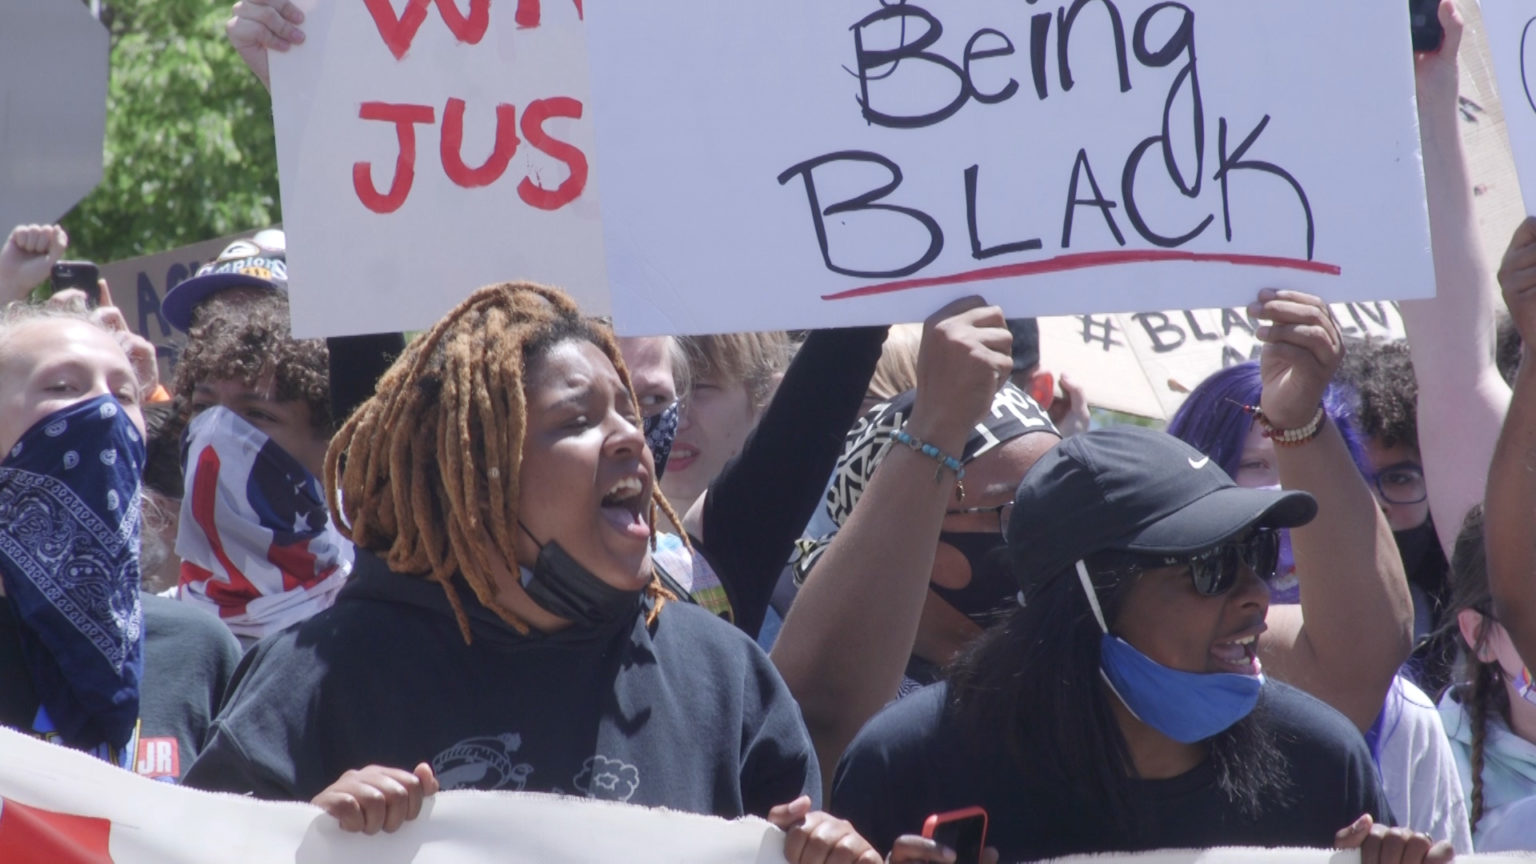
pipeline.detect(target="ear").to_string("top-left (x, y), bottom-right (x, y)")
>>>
top-left (1457, 608), bottom-right (1492, 660)
top-left (1025, 368), bottom-right (1055, 409)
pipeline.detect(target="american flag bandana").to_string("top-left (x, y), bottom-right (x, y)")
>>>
top-left (175, 407), bottom-right (351, 639)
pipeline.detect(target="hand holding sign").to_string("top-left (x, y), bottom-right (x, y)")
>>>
top-left (226, 0), bottom-right (305, 92)
top-left (1252, 289), bottom-right (1343, 432)
top-left (909, 297), bottom-right (1014, 455)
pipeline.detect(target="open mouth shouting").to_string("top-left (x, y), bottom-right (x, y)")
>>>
top-left (1210, 625), bottom-right (1265, 676)
top-left (600, 474), bottom-right (652, 541)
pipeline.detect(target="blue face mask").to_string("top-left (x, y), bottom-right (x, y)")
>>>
top-left (1077, 561), bottom-right (1263, 744)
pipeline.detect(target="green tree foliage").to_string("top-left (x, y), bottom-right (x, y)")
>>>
top-left (62, 0), bottom-right (279, 262)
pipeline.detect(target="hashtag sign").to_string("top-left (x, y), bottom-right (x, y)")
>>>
top-left (1078, 315), bottom-right (1123, 351)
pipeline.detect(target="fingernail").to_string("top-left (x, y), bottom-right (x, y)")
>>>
top-left (1255, 325), bottom-right (1272, 340)
top-left (290, 28), bottom-right (306, 43)
top-left (1246, 303), bottom-right (1263, 317)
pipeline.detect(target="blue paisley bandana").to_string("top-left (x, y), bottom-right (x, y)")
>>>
top-left (0, 395), bottom-right (146, 763)
top-left (645, 401), bottom-right (679, 480)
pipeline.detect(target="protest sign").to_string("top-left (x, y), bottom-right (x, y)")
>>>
top-left (1039, 300), bottom-right (1406, 420)
top-left (584, 1), bottom-right (1434, 336)
top-left (0, 726), bottom-right (782, 864)
top-left (1480, 0), bottom-right (1536, 214)
top-left (1458, 0), bottom-right (1527, 267)
top-left (3, 727), bottom-right (1533, 863)
top-left (268, 0), bottom-right (604, 338)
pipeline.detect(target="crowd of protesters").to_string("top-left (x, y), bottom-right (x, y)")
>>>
top-left (8, 0), bottom-right (1536, 860)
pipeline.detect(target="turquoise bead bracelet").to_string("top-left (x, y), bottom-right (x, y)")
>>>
top-left (892, 429), bottom-right (966, 500)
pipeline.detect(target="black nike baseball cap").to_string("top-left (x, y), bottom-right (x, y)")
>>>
top-left (1006, 425), bottom-right (1317, 594)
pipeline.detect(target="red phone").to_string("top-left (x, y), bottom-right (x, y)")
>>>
top-left (922, 807), bottom-right (988, 864)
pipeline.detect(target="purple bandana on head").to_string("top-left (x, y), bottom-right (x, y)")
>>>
top-left (0, 395), bottom-right (146, 765)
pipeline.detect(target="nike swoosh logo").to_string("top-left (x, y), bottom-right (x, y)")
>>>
top-left (1188, 456), bottom-right (1210, 470)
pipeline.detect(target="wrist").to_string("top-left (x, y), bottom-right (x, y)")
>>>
top-left (891, 427), bottom-right (967, 500)
top-left (1257, 404), bottom-right (1326, 448)
top-left (903, 408), bottom-right (970, 457)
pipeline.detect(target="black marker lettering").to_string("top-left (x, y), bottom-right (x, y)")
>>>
top-left (1062, 148), bottom-right (1126, 248)
top-left (967, 164), bottom-right (1044, 259)
top-left (778, 150), bottom-right (944, 278)
top-left (1216, 115), bottom-right (1316, 259)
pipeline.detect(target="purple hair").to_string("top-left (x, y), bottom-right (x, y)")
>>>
top-left (1167, 362), bottom-right (1369, 481)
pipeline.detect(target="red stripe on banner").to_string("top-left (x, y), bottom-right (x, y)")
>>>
top-left (0, 798), bottom-right (113, 864)
top-left (819, 250), bottom-right (1343, 302)
top-left (189, 448), bottom-right (257, 618)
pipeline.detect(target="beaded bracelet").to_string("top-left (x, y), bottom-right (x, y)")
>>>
top-left (893, 429), bottom-right (966, 500)
top-left (1260, 404), bottom-right (1326, 447)
top-left (1228, 401), bottom-right (1327, 448)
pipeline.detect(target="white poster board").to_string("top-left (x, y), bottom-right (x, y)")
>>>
top-left (584, 1), bottom-right (1434, 336)
top-left (1481, 0), bottom-right (1536, 214)
top-left (270, 0), bottom-right (605, 338)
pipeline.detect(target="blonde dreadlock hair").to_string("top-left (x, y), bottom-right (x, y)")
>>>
top-left (325, 281), bottom-right (682, 643)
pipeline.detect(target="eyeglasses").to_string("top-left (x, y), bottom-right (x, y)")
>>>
top-left (946, 500), bottom-right (1014, 534)
top-left (1371, 464), bottom-right (1427, 506)
top-left (1091, 529), bottom-right (1280, 596)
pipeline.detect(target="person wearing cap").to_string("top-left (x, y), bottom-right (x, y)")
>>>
top-left (161, 229), bottom-right (405, 426)
top-left (830, 424), bottom-right (1448, 862)
top-left (160, 231), bottom-right (290, 333)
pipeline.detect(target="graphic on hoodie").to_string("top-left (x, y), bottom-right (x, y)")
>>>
top-left (431, 733), bottom-right (535, 791)
top-left (574, 755), bottom-right (641, 802)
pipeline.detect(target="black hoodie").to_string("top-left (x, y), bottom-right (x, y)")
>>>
top-left (183, 550), bottom-right (819, 816)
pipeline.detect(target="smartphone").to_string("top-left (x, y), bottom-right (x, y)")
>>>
top-left (922, 807), bottom-right (988, 864)
top-left (1409, 0), bottom-right (1443, 53)
top-left (51, 260), bottom-right (101, 307)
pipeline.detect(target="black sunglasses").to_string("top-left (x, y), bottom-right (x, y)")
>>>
top-left (1091, 529), bottom-right (1279, 596)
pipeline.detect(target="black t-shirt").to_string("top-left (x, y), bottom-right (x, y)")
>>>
top-left (832, 681), bottom-right (1389, 861)
top-left (183, 551), bottom-right (819, 816)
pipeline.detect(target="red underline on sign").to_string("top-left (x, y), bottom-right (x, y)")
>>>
top-left (820, 251), bottom-right (1343, 302)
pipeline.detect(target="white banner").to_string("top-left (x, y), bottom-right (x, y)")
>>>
top-left (270, 0), bottom-right (606, 338)
top-left (585, 1), bottom-right (1434, 336)
top-left (2, 729), bottom-right (1532, 863)
top-left (0, 727), bottom-right (781, 864)
top-left (1480, 0), bottom-right (1536, 214)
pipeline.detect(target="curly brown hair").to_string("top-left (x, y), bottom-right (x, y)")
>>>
top-left (325, 282), bottom-right (681, 643)
top-left (1335, 337), bottom-right (1417, 451)
top-left (171, 292), bottom-right (332, 436)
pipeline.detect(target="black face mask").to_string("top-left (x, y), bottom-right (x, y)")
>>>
top-left (517, 523), bottom-right (642, 629)
top-left (934, 532), bottom-right (1017, 624)
top-left (1394, 519), bottom-right (1448, 598)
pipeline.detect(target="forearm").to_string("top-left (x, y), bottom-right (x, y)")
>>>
top-left (702, 326), bottom-right (887, 634)
top-left (1399, 80), bottom-right (1510, 552)
top-left (1270, 421), bottom-right (1412, 730)
top-left (1485, 364), bottom-right (1536, 666)
top-left (770, 443), bottom-right (959, 777)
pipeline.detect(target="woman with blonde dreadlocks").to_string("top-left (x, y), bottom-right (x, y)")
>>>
top-left (181, 283), bottom-right (859, 852)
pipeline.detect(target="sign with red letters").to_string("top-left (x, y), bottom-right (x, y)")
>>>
top-left (270, 0), bottom-right (604, 338)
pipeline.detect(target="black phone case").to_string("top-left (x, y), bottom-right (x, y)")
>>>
top-left (1409, 0), bottom-right (1444, 53)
